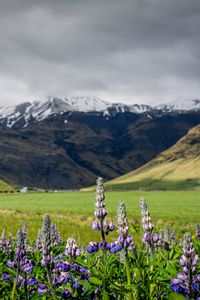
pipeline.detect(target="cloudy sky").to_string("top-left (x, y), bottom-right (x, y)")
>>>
top-left (0, 0), bottom-right (200, 106)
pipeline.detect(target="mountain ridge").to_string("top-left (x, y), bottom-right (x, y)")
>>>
top-left (0, 97), bottom-right (200, 129)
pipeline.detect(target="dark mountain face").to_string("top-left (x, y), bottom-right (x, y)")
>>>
top-left (0, 111), bottom-right (200, 189)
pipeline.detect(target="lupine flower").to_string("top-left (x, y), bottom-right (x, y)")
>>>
top-left (38, 283), bottom-right (48, 295)
top-left (196, 224), bottom-right (200, 240)
top-left (140, 198), bottom-right (154, 252)
top-left (62, 289), bottom-right (72, 298)
top-left (0, 229), bottom-right (8, 252)
top-left (7, 230), bottom-right (33, 275)
top-left (65, 237), bottom-right (81, 258)
top-left (163, 226), bottom-right (176, 249)
top-left (109, 202), bottom-right (134, 253)
top-left (2, 273), bottom-right (10, 281)
top-left (94, 177), bottom-right (107, 220)
top-left (27, 277), bottom-right (38, 287)
top-left (36, 229), bottom-right (43, 251)
top-left (87, 241), bottom-right (99, 253)
top-left (170, 232), bottom-right (200, 299)
top-left (41, 214), bottom-right (52, 266)
top-left (51, 223), bottom-right (62, 246)
top-left (22, 221), bottom-right (28, 245)
top-left (87, 177), bottom-right (114, 252)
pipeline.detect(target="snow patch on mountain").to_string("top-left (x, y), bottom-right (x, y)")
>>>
top-left (156, 98), bottom-right (200, 112)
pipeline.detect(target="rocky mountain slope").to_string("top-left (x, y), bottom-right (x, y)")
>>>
top-left (0, 97), bottom-right (200, 189)
top-left (104, 124), bottom-right (200, 190)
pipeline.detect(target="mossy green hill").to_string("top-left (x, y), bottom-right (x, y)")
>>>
top-left (103, 124), bottom-right (200, 191)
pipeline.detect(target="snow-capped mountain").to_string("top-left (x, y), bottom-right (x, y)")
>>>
top-left (156, 98), bottom-right (200, 112)
top-left (0, 96), bottom-right (200, 128)
top-left (0, 96), bottom-right (152, 128)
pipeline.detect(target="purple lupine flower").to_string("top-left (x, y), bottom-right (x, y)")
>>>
top-left (57, 261), bottom-right (71, 272)
top-left (0, 229), bottom-right (8, 252)
top-left (16, 229), bottom-right (26, 261)
top-left (2, 273), bottom-right (10, 281)
top-left (170, 232), bottom-right (200, 299)
top-left (51, 223), bottom-right (62, 246)
top-left (36, 229), bottom-right (43, 251)
top-left (65, 237), bottom-right (81, 258)
top-left (22, 221), bottom-right (28, 246)
top-left (88, 177), bottom-right (114, 252)
top-left (17, 275), bottom-right (25, 287)
top-left (27, 277), bottom-right (38, 287)
top-left (62, 289), bottom-right (72, 299)
top-left (38, 283), bottom-right (47, 295)
top-left (41, 214), bottom-right (52, 266)
top-left (196, 224), bottom-right (200, 240)
top-left (110, 202), bottom-right (134, 253)
top-left (140, 198), bottom-right (154, 252)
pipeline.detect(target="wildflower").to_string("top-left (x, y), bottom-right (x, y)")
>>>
top-left (87, 177), bottom-right (114, 252)
top-left (27, 277), bottom-right (38, 287)
top-left (51, 223), bottom-right (62, 246)
top-left (196, 224), bottom-right (200, 240)
top-left (62, 289), bottom-right (72, 298)
top-left (65, 237), bottom-right (81, 258)
top-left (36, 229), bottom-right (43, 251)
top-left (38, 283), bottom-right (48, 295)
top-left (170, 232), bottom-right (200, 299)
top-left (2, 273), bottom-right (10, 281)
top-left (0, 229), bottom-right (8, 251)
top-left (41, 214), bottom-right (52, 266)
top-left (109, 202), bottom-right (134, 253)
top-left (140, 198), bottom-right (154, 252)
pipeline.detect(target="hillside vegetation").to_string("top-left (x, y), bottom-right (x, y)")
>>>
top-left (0, 179), bottom-right (14, 192)
top-left (104, 124), bottom-right (200, 190)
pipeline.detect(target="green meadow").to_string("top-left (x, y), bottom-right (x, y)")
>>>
top-left (0, 190), bottom-right (200, 244)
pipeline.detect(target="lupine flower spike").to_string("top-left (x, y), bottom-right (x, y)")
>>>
top-left (87, 177), bottom-right (114, 253)
top-left (110, 202), bottom-right (134, 254)
top-left (0, 229), bottom-right (8, 252)
top-left (196, 224), bottom-right (200, 241)
top-left (41, 214), bottom-right (57, 300)
top-left (140, 197), bottom-right (154, 252)
top-left (170, 232), bottom-right (200, 299)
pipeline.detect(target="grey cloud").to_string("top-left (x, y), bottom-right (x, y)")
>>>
top-left (0, 0), bottom-right (200, 105)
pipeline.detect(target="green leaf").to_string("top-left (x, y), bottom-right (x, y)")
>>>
top-left (89, 277), bottom-right (102, 285)
top-left (169, 292), bottom-right (190, 300)
top-left (103, 290), bottom-right (110, 300)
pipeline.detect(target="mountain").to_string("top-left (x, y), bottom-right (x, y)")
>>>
top-left (156, 98), bottom-right (200, 112)
top-left (104, 124), bottom-right (200, 191)
top-left (0, 97), bottom-right (200, 189)
top-left (0, 96), bottom-right (152, 129)
top-left (1, 97), bottom-right (200, 129)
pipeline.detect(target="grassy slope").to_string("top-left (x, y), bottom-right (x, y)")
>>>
top-left (0, 191), bottom-right (200, 243)
top-left (104, 124), bottom-right (200, 190)
top-left (0, 179), bottom-right (14, 192)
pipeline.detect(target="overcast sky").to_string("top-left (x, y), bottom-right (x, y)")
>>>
top-left (0, 0), bottom-right (200, 106)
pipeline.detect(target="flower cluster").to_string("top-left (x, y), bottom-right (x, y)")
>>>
top-left (65, 237), bottom-right (81, 259)
top-left (87, 177), bottom-right (114, 253)
top-left (140, 197), bottom-right (154, 252)
top-left (170, 232), bottom-right (200, 299)
top-left (110, 202), bottom-right (134, 253)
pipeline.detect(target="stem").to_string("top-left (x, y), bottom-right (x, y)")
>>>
top-left (188, 258), bottom-right (194, 299)
top-left (125, 252), bottom-right (133, 300)
top-left (11, 270), bottom-right (19, 300)
top-left (47, 269), bottom-right (57, 300)
top-left (100, 219), bottom-right (105, 241)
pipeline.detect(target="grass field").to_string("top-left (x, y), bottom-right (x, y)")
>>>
top-left (0, 190), bottom-right (200, 244)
